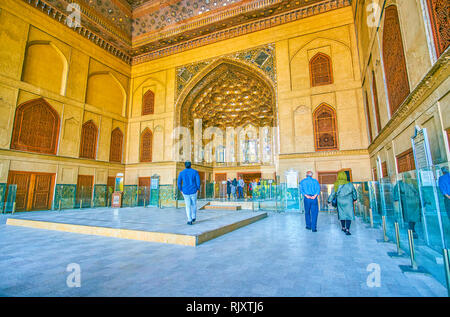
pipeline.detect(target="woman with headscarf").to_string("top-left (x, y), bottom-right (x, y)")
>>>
top-left (328, 171), bottom-right (358, 235)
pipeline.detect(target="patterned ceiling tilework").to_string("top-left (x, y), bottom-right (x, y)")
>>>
top-left (81, 0), bottom-right (132, 37)
top-left (131, 0), bottom-right (327, 55)
top-left (24, 0), bottom-right (132, 62)
top-left (132, 0), bottom-right (246, 36)
top-left (26, 0), bottom-right (347, 64)
top-left (176, 43), bottom-right (276, 98)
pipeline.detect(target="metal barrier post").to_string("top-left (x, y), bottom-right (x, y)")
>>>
top-left (442, 248), bottom-right (450, 297)
top-left (80, 200), bottom-right (82, 209)
top-left (395, 221), bottom-right (403, 255)
top-left (388, 221), bottom-right (407, 258)
top-left (399, 229), bottom-right (428, 273)
top-left (12, 202), bottom-right (16, 215)
top-left (59, 200), bottom-right (62, 211)
top-left (369, 208), bottom-right (374, 228)
top-left (382, 216), bottom-right (388, 242)
top-left (407, 229), bottom-right (418, 270)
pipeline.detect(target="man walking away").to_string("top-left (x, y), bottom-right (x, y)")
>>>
top-left (300, 171), bottom-right (321, 232)
top-left (238, 177), bottom-right (245, 199)
top-left (177, 161), bottom-right (200, 225)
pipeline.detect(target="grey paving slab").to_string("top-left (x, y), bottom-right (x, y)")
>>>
top-left (0, 208), bottom-right (448, 296)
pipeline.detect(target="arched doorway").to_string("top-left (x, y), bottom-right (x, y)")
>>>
top-left (175, 59), bottom-right (277, 167)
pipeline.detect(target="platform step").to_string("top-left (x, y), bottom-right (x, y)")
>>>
top-left (204, 205), bottom-right (241, 210)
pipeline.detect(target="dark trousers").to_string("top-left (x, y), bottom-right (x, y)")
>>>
top-left (340, 220), bottom-right (351, 230)
top-left (238, 187), bottom-right (244, 199)
top-left (304, 197), bottom-right (319, 230)
top-left (445, 197), bottom-right (450, 219)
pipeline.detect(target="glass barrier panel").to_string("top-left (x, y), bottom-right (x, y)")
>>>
top-left (396, 167), bottom-right (448, 287)
top-left (159, 185), bottom-right (176, 207)
top-left (4, 184), bottom-right (17, 213)
top-left (93, 185), bottom-right (107, 207)
top-left (54, 184), bottom-right (76, 210)
top-left (137, 186), bottom-right (150, 207)
top-left (379, 177), bottom-right (400, 237)
top-left (205, 182), bottom-right (214, 199)
top-left (415, 166), bottom-right (447, 251)
top-left (367, 181), bottom-right (383, 226)
top-left (434, 163), bottom-right (450, 249)
top-left (286, 185), bottom-right (300, 211)
top-left (319, 184), bottom-right (336, 212)
top-left (122, 185), bottom-right (138, 207)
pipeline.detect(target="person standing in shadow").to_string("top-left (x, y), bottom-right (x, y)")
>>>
top-left (328, 171), bottom-right (357, 235)
top-left (226, 178), bottom-right (232, 200)
top-left (177, 161), bottom-right (200, 225)
top-left (300, 171), bottom-right (321, 232)
top-left (231, 178), bottom-right (238, 200)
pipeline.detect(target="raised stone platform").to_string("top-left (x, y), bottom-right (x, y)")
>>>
top-left (202, 200), bottom-right (254, 210)
top-left (204, 205), bottom-right (242, 210)
top-left (6, 207), bottom-right (267, 246)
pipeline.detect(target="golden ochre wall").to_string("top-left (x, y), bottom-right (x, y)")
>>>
top-left (354, 0), bottom-right (449, 180)
top-left (0, 0), bottom-right (373, 189)
top-left (128, 5), bottom-right (371, 183)
top-left (0, 0), bottom-right (129, 185)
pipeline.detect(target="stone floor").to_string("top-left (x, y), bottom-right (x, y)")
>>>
top-left (0, 208), bottom-right (447, 297)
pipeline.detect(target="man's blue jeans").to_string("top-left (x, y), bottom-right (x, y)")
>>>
top-left (183, 192), bottom-right (197, 222)
top-left (304, 197), bottom-right (319, 230)
top-left (238, 186), bottom-right (244, 199)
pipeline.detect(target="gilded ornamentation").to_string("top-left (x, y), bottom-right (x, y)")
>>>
top-left (22, 0), bottom-right (350, 64)
top-left (176, 44), bottom-right (275, 97)
top-left (178, 59), bottom-right (275, 131)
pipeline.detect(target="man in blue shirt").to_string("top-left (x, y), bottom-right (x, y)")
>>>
top-left (177, 161), bottom-right (201, 225)
top-left (438, 166), bottom-right (450, 218)
top-left (300, 171), bottom-right (321, 232)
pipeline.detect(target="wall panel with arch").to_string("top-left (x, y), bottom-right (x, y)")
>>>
top-left (131, 73), bottom-right (167, 118)
top-left (86, 71), bottom-right (126, 117)
top-left (153, 125), bottom-right (164, 162)
top-left (22, 41), bottom-right (68, 96)
top-left (289, 26), bottom-right (355, 91)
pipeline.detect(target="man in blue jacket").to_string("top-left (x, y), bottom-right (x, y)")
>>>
top-left (177, 161), bottom-right (201, 225)
top-left (300, 171), bottom-right (321, 232)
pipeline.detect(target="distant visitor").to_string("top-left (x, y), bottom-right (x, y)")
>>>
top-left (177, 161), bottom-right (201, 225)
